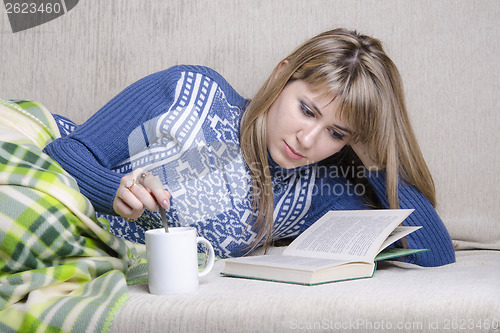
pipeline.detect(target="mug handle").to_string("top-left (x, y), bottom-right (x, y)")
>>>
top-left (196, 237), bottom-right (215, 278)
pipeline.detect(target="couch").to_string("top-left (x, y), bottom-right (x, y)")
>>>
top-left (1, 1), bottom-right (498, 332)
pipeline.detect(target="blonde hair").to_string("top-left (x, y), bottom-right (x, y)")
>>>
top-left (240, 28), bottom-right (436, 248)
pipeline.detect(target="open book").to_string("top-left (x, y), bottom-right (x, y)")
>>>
top-left (221, 209), bottom-right (428, 285)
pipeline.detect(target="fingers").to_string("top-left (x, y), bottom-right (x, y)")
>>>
top-left (137, 171), bottom-right (171, 209)
top-left (152, 188), bottom-right (171, 210)
top-left (113, 172), bottom-right (172, 220)
top-left (137, 170), bottom-right (162, 190)
top-left (113, 196), bottom-right (139, 219)
top-left (113, 176), bottom-right (147, 220)
top-left (122, 182), bottom-right (148, 210)
top-left (130, 183), bottom-right (159, 212)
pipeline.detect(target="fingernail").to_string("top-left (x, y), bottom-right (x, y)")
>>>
top-left (162, 199), bottom-right (170, 210)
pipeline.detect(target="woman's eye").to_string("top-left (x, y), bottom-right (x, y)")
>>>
top-left (300, 102), bottom-right (314, 117)
top-left (330, 129), bottom-right (345, 141)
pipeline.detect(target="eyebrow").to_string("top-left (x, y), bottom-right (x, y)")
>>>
top-left (333, 124), bottom-right (352, 135)
top-left (305, 98), bottom-right (353, 135)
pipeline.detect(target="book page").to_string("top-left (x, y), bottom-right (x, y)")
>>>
top-left (283, 209), bottom-right (413, 262)
top-left (379, 226), bottom-right (421, 252)
top-left (225, 255), bottom-right (350, 271)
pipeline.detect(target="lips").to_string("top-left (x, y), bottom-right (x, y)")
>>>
top-left (284, 141), bottom-right (304, 160)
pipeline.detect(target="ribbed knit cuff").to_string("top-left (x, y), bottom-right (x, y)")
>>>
top-left (366, 170), bottom-right (456, 266)
top-left (44, 138), bottom-right (122, 214)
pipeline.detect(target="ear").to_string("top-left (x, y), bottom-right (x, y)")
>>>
top-left (274, 59), bottom-right (289, 80)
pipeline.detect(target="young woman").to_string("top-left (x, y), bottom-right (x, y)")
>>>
top-left (44, 28), bottom-right (455, 266)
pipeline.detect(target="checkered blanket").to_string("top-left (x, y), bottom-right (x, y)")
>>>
top-left (0, 100), bottom-right (147, 333)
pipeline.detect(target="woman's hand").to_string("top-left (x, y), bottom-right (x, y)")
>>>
top-left (350, 141), bottom-right (382, 172)
top-left (113, 171), bottom-right (171, 221)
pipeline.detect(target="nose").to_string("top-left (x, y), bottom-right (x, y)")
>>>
top-left (297, 124), bottom-right (321, 149)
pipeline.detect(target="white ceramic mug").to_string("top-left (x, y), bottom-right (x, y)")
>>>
top-left (146, 227), bottom-right (215, 295)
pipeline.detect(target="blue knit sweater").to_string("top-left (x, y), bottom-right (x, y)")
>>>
top-left (44, 65), bottom-right (455, 266)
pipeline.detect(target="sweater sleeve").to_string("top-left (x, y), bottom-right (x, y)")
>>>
top-left (44, 66), bottom-right (185, 214)
top-left (366, 170), bottom-right (456, 267)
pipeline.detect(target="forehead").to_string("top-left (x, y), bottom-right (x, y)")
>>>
top-left (290, 80), bottom-right (343, 115)
top-left (288, 78), bottom-right (334, 99)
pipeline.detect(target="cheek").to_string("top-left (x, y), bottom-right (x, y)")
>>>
top-left (272, 108), bottom-right (299, 134)
top-left (267, 101), bottom-right (285, 130)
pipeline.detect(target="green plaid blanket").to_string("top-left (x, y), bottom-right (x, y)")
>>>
top-left (0, 100), bottom-right (147, 333)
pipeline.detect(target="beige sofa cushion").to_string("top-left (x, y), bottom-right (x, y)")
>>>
top-left (111, 249), bottom-right (500, 332)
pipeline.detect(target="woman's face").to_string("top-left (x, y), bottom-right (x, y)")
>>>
top-left (266, 79), bottom-right (352, 169)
